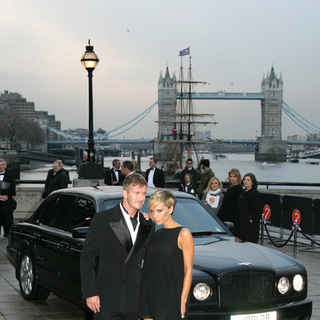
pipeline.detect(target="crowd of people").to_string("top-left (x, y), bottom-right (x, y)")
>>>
top-left (179, 158), bottom-right (260, 244)
top-left (38, 156), bottom-right (260, 320)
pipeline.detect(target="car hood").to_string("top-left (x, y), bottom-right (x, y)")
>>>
top-left (193, 236), bottom-right (298, 275)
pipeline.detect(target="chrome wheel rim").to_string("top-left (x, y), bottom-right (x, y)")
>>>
top-left (20, 255), bottom-right (34, 295)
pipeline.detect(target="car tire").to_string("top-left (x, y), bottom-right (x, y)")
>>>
top-left (19, 251), bottom-right (50, 301)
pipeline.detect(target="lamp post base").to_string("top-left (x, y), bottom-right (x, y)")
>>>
top-left (78, 162), bottom-right (104, 179)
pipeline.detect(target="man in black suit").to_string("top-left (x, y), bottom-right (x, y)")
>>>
top-left (104, 159), bottom-right (123, 186)
top-left (44, 157), bottom-right (69, 190)
top-left (120, 160), bottom-right (134, 185)
top-left (80, 173), bottom-right (154, 320)
top-left (0, 159), bottom-right (16, 237)
top-left (145, 158), bottom-right (165, 188)
top-left (42, 161), bottom-right (68, 199)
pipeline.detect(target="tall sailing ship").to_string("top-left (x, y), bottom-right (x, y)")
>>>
top-left (153, 49), bottom-right (217, 171)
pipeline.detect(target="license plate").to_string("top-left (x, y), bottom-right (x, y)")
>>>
top-left (231, 311), bottom-right (277, 320)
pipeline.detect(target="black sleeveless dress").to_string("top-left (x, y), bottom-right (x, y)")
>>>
top-left (140, 226), bottom-right (185, 320)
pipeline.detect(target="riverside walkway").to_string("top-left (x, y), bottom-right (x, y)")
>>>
top-left (0, 231), bottom-right (319, 320)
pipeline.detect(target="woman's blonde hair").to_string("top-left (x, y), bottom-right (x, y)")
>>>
top-left (203, 177), bottom-right (222, 194)
top-left (227, 168), bottom-right (241, 186)
top-left (148, 189), bottom-right (177, 214)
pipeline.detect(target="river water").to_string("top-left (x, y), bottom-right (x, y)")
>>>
top-left (19, 153), bottom-right (320, 186)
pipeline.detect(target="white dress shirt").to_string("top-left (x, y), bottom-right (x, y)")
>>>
top-left (147, 168), bottom-right (155, 187)
top-left (120, 203), bottom-right (140, 244)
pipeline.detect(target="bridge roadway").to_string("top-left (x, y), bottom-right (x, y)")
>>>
top-left (46, 138), bottom-right (320, 148)
top-left (0, 229), bottom-right (319, 319)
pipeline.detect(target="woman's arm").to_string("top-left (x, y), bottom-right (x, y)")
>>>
top-left (178, 228), bottom-right (194, 318)
top-left (249, 189), bottom-right (260, 222)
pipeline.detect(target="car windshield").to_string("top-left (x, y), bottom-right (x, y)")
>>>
top-left (102, 197), bottom-right (228, 234)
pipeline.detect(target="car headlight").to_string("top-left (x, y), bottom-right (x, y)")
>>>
top-left (193, 283), bottom-right (212, 301)
top-left (293, 274), bottom-right (304, 292)
top-left (278, 277), bottom-right (290, 294)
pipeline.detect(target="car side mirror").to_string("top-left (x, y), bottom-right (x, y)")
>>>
top-left (72, 226), bottom-right (89, 239)
top-left (224, 221), bottom-right (235, 233)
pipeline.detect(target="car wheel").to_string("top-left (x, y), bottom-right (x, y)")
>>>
top-left (19, 251), bottom-right (50, 301)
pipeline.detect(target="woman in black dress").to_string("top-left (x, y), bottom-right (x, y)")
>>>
top-left (234, 173), bottom-right (260, 243)
top-left (218, 168), bottom-right (242, 224)
top-left (140, 190), bottom-right (194, 320)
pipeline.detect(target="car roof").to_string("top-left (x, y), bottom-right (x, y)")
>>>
top-left (50, 186), bottom-right (196, 201)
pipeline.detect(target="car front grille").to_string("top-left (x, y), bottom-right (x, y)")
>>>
top-left (220, 271), bottom-right (275, 308)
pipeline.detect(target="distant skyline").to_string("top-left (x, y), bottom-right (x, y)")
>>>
top-left (1, 1), bottom-right (319, 140)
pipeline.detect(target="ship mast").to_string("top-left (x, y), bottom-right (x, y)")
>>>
top-left (155, 51), bottom-right (217, 169)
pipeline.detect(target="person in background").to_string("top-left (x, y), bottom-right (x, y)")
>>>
top-left (80, 173), bottom-right (154, 320)
top-left (104, 159), bottom-right (122, 186)
top-left (201, 177), bottom-right (224, 214)
top-left (179, 173), bottom-right (197, 196)
top-left (44, 157), bottom-right (69, 191)
top-left (140, 189), bottom-right (194, 320)
top-left (234, 173), bottom-right (260, 243)
top-left (198, 159), bottom-right (214, 199)
top-left (132, 160), bottom-right (142, 174)
top-left (42, 161), bottom-right (68, 199)
top-left (0, 159), bottom-right (16, 237)
top-left (218, 168), bottom-right (243, 224)
top-left (180, 158), bottom-right (198, 187)
top-left (146, 158), bottom-right (165, 188)
top-left (120, 161), bottom-right (134, 183)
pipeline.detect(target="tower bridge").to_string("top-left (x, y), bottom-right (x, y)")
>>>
top-left (156, 64), bottom-right (285, 162)
top-left (46, 64), bottom-right (320, 163)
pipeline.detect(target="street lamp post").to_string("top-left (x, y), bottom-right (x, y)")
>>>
top-left (78, 40), bottom-right (104, 179)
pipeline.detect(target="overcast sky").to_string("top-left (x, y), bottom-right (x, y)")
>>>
top-left (1, 0), bottom-right (319, 140)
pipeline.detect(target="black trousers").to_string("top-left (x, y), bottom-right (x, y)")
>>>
top-left (0, 209), bottom-right (13, 236)
top-left (94, 311), bottom-right (139, 320)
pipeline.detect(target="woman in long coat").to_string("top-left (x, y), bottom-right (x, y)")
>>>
top-left (234, 173), bottom-right (260, 243)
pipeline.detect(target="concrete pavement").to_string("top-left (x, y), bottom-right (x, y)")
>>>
top-left (0, 231), bottom-right (319, 320)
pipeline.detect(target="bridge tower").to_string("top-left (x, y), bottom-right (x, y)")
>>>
top-left (256, 66), bottom-right (286, 161)
top-left (157, 66), bottom-right (177, 140)
top-left (261, 65), bottom-right (283, 140)
top-left (153, 66), bottom-right (178, 163)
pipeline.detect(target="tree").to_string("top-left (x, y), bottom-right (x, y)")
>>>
top-left (0, 109), bottom-right (45, 149)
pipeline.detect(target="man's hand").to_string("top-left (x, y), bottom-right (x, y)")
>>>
top-left (86, 295), bottom-right (100, 313)
top-left (0, 195), bottom-right (8, 201)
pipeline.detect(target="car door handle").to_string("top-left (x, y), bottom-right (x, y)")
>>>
top-left (33, 233), bottom-right (41, 240)
top-left (60, 241), bottom-right (70, 249)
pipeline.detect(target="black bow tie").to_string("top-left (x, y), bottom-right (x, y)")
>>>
top-left (122, 202), bottom-right (138, 230)
top-left (130, 215), bottom-right (138, 230)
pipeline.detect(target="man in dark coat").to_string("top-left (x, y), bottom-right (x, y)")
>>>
top-left (198, 159), bottom-right (215, 200)
top-left (42, 161), bottom-right (68, 199)
top-left (180, 158), bottom-right (199, 186)
top-left (44, 157), bottom-right (69, 190)
top-left (80, 173), bottom-right (154, 320)
top-left (104, 159), bottom-right (123, 186)
top-left (145, 158), bottom-right (165, 188)
top-left (0, 159), bottom-right (16, 237)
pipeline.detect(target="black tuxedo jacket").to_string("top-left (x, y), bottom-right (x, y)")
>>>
top-left (43, 170), bottom-right (68, 198)
top-left (80, 204), bottom-right (155, 313)
top-left (45, 168), bottom-right (69, 188)
top-left (104, 168), bottom-right (123, 185)
top-left (145, 167), bottom-right (165, 188)
top-left (0, 170), bottom-right (16, 212)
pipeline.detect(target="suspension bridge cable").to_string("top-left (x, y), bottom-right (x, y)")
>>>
top-left (47, 101), bottom-right (158, 140)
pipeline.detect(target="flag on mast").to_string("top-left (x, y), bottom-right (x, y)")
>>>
top-left (178, 47), bottom-right (190, 56)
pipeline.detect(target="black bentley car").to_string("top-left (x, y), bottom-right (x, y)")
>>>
top-left (7, 187), bottom-right (312, 320)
